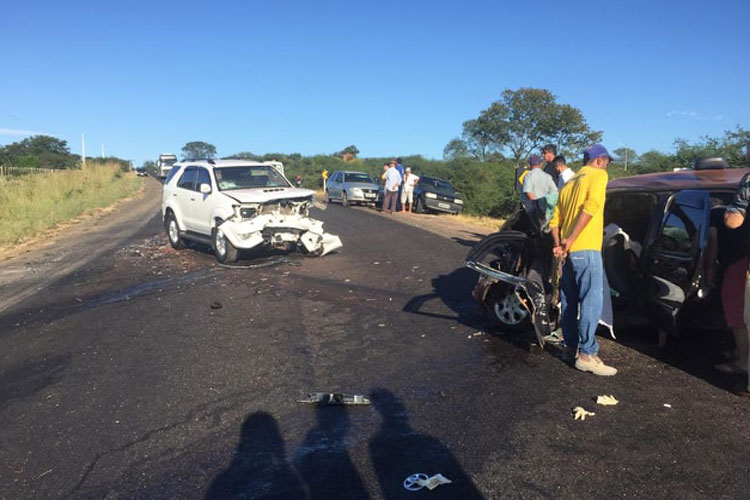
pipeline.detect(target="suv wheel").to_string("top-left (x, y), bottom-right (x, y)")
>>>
top-left (213, 225), bottom-right (239, 263)
top-left (414, 196), bottom-right (425, 213)
top-left (485, 284), bottom-right (530, 332)
top-left (166, 212), bottom-right (185, 249)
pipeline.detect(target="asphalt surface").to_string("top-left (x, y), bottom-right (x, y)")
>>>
top-left (1, 195), bottom-right (749, 500)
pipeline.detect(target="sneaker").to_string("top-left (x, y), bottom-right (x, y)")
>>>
top-left (543, 329), bottom-right (564, 345)
top-left (575, 355), bottom-right (617, 376)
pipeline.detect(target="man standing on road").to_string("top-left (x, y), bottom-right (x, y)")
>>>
top-left (383, 162), bottom-right (402, 214)
top-left (542, 144), bottom-right (560, 185)
top-left (400, 167), bottom-right (420, 213)
top-left (723, 150), bottom-right (750, 396)
top-left (523, 154), bottom-right (558, 221)
top-left (550, 144), bottom-right (617, 376)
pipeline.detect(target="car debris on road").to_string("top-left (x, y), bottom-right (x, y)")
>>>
top-left (596, 394), bottom-right (619, 406)
top-left (296, 392), bottom-right (371, 406)
top-left (573, 406), bottom-right (596, 421)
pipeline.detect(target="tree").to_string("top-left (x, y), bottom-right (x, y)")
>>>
top-left (673, 127), bottom-right (750, 169)
top-left (443, 138), bottom-right (470, 160)
top-left (181, 141), bottom-right (217, 160)
top-left (0, 135), bottom-right (77, 169)
top-left (613, 147), bottom-right (638, 169)
top-left (449, 88), bottom-right (601, 166)
top-left (334, 145), bottom-right (360, 160)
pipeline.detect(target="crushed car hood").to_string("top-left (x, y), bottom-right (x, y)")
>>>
top-left (221, 187), bottom-right (315, 204)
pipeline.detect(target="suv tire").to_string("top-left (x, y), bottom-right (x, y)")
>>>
top-left (341, 191), bottom-right (349, 207)
top-left (414, 196), bottom-right (425, 213)
top-left (213, 225), bottom-right (239, 263)
top-left (166, 212), bottom-right (186, 249)
top-left (484, 283), bottom-right (530, 332)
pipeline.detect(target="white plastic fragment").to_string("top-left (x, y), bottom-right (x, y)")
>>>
top-left (573, 406), bottom-right (595, 421)
top-left (663, 403), bottom-right (672, 408)
top-left (403, 473), bottom-right (452, 491)
top-left (420, 474), bottom-right (452, 490)
top-left (596, 395), bottom-right (619, 406)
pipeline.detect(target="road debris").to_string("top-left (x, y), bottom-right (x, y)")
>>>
top-left (210, 301), bottom-right (223, 310)
top-left (663, 403), bottom-right (672, 408)
top-left (403, 473), bottom-right (452, 491)
top-left (296, 392), bottom-right (371, 406)
top-left (573, 406), bottom-right (595, 421)
top-left (596, 395), bottom-right (619, 406)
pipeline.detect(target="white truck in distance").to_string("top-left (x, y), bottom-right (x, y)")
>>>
top-left (157, 153), bottom-right (177, 178)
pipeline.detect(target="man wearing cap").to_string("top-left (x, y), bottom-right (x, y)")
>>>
top-left (400, 167), bottom-right (420, 213)
top-left (549, 144), bottom-right (617, 376)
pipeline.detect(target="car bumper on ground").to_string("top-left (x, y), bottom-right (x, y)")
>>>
top-left (423, 198), bottom-right (463, 214)
top-left (219, 214), bottom-right (342, 256)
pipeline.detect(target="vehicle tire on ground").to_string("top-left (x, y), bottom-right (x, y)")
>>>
top-left (484, 283), bottom-right (530, 332)
top-left (341, 191), bottom-right (349, 207)
top-left (414, 196), bottom-right (425, 213)
top-left (212, 224), bottom-right (239, 263)
top-left (165, 212), bottom-right (186, 249)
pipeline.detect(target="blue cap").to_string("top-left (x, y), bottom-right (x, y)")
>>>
top-left (528, 154), bottom-right (542, 166)
top-left (586, 144), bottom-right (612, 161)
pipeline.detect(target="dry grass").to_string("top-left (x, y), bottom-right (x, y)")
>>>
top-left (0, 163), bottom-right (142, 246)
top-left (450, 213), bottom-right (505, 231)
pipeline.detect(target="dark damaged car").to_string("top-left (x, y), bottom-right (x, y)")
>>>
top-left (466, 158), bottom-right (750, 347)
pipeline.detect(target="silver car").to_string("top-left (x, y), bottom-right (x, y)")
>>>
top-left (326, 171), bottom-right (380, 207)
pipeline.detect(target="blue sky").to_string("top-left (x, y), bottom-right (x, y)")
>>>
top-left (1, 0), bottom-right (748, 165)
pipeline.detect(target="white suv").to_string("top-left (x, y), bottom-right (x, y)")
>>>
top-left (161, 159), bottom-right (342, 263)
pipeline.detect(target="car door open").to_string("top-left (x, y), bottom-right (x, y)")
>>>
top-left (643, 189), bottom-right (711, 328)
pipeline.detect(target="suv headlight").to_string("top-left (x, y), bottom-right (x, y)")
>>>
top-left (234, 204), bottom-right (260, 220)
top-left (454, 198), bottom-right (463, 205)
top-left (425, 192), bottom-right (437, 199)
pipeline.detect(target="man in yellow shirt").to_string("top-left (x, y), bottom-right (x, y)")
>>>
top-left (549, 144), bottom-right (617, 376)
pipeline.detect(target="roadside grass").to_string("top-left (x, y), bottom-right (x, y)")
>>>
top-left (0, 163), bottom-right (142, 246)
top-left (451, 213), bottom-right (505, 231)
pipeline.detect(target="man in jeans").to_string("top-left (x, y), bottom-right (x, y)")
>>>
top-left (549, 144), bottom-right (617, 376)
top-left (724, 155), bottom-right (750, 396)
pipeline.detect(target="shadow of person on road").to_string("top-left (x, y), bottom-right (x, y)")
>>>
top-left (368, 388), bottom-right (485, 500)
top-left (205, 411), bottom-right (305, 500)
top-left (402, 267), bottom-right (482, 329)
top-left (293, 404), bottom-right (370, 500)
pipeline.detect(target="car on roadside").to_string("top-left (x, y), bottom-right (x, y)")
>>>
top-left (465, 158), bottom-right (750, 347)
top-left (136, 169), bottom-right (149, 177)
top-left (326, 171), bottom-right (380, 207)
top-left (161, 159), bottom-right (342, 263)
top-left (413, 176), bottom-right (464, 214)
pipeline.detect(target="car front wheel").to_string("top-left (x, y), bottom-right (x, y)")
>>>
top-left (341, 191), bottom-right (349, 207)
top-left (213, 225), bottom-right (239, 263)
top-left (484, 283), bottom-right (530, 332)
top-left (414, 196), bottom-right (425, 213)
top-left (166, 212), bottom-right (185, 249)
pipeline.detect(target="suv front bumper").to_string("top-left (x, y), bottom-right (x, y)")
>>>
top-left (219, 213), bottom-right (342, 256)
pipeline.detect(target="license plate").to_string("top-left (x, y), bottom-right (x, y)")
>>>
top-left (364, 193), bottom-right (375, 198)
top-left (438, 202), bottom-right (450, 209)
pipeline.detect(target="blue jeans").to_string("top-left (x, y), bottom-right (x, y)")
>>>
top-left (560, 250), bottom-right (603, 355)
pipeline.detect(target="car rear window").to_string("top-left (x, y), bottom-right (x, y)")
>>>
top-left (344, 173), bottom-right (372, 183)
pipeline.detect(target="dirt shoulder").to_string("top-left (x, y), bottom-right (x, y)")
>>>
top-left (0, 177), bottom-right (163, 314)
top-left (353, 206), bottom-right (502, 246)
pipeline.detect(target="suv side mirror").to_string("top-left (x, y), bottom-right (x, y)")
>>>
top-left (199, 183), bottom-right (212, 194)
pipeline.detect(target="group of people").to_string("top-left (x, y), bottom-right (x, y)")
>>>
top-left (530, 142), bottom-right (750, 390)
top-left (381, 158), bottom-right (420, 214)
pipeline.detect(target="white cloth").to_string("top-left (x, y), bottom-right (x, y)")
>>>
top-left (403, 173), bottom-right (419, 191)
top-left (558, 168), bottom-right (574, 190)
top-left (384, 167), bottom-right (402, 192)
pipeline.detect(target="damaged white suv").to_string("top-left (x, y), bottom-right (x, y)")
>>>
top-left (161, 159), bottom-right (342, 263)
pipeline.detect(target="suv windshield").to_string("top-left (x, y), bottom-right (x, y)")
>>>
top-left (214, 166), bottom-right (290, 190)
top-left (421, 177), bottom-right (453, 191)
top-left (344, 173), bottom-right (373, 183)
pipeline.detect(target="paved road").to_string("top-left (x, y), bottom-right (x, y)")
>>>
top-left (1, 198), bottom-right (749, 499)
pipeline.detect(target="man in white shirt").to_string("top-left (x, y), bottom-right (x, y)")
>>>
top-left (400, 167), bottom-right (420, 213)
top-left (554, 155), bottom-right (574, 190)
top-left (382, 163), bottom-right (402, 214)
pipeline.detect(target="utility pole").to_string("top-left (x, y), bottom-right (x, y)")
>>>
top-left (100, 142), bottom-right (104, 159)
top-left (624, 145), bottom-right (628, 172)
top-left (82, 134), bottom-right (86, 169)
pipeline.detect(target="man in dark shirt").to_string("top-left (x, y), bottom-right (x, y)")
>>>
top-left (542, 144), bottom-right (559, 184)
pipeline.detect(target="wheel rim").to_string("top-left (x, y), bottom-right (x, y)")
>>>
top-left (168, 218), bottom-right (179, 243)
top-left (493, 291), bottom-right (528, 325)
top-left (214, 229), bottom-right (226, 256)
